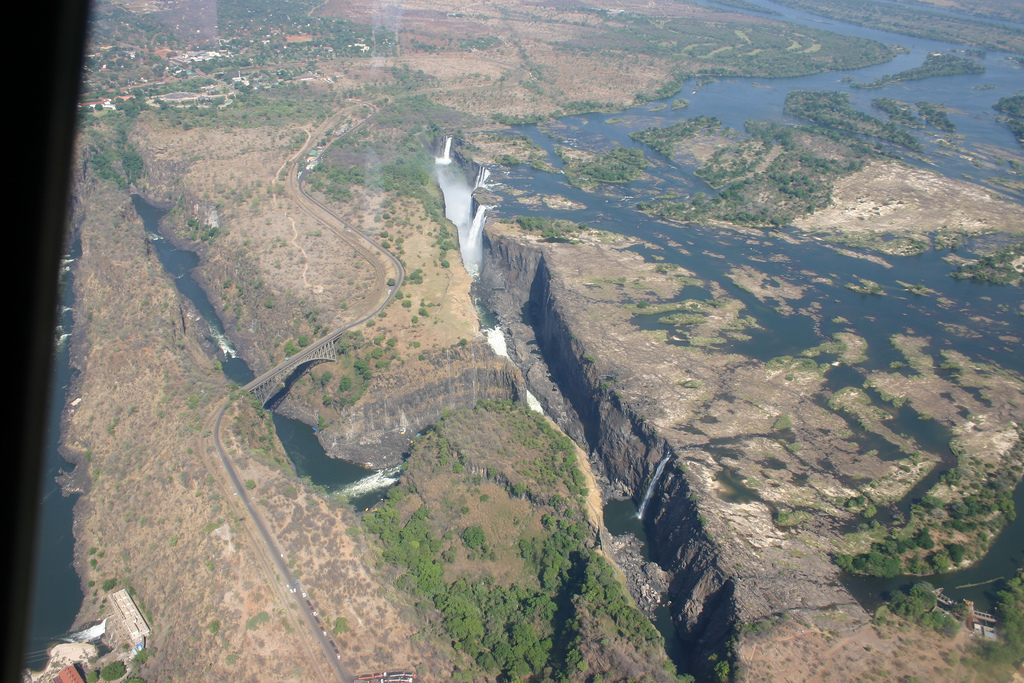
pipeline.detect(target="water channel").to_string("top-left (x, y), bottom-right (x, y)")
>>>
top-left (26, 0), bottom-right (1024, 670)
top-left (470, 0), bottom-right (1024, 618)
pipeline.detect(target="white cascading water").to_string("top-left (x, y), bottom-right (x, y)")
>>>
top-left (340, 465), bottom-right (403, 502)
top-left (435, 135), bottom-right (453, 165)
top-left (434, 145), bottom-right (489, 277)
top-left (463, 204), bottom-right (490, 277)
top-left (474, 166), bottom-right (490, 189)
top-left (637, 455), bottom-right (671, 520)
top-left (65, 619), bottom-right (106, 642)
top-left (484, 327), bottom-right (544, 413)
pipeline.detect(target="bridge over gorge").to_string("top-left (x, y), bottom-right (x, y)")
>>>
top-left (244, 100), bottom-right (403, 407)
top-left (242, 304), bottom-right (383, 406)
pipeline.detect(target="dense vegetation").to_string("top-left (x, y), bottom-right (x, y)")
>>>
top-left (951, 241), bottom-right (1024, 285)
top-left (872, 98), bottom-right (923, 127)
top-left (153, 83), bottom-right (335, 131)
top-left (770, 0), bottom-right (1024, 54)
top-left (637, 119), bottom-right (885, 227)
top-left (976, 571), bottom-right (1024, 673)
top-left (994, 95), bottom-right (1024, 145)
top-left (514, 217), bottom-right (588, 243)
top-left (838, 425), bottom-right (1022, 578)
top-left (556, 146), bottom-right (648, 187)
top-left (628, 116), bottom-right (722, 158)
top-left (852, 52), bottom-right (984, 89)
top-left (915, 102), bottom-right (957, 133)
top-left (784, 90), bottom-right (923, 151)
top-left (362, 400), bottom-right (682, 681)
top-left (876, 583), bottom-right (959, 636)
top-left (85, 120), bottom-right (146, 190)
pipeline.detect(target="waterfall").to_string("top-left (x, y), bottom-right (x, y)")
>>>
top-left (637, 455), bottom-right (671, 520)
top-left (463, 204), bottom-right (489, 277)
top-left (474, 166), bottom-right (490, 189)
top-left (436, 135), bottom-right (453, 165)
top-left (65, 619), bottom-right (106, 642)
top-left (434, 147), bottom-right (488, 278)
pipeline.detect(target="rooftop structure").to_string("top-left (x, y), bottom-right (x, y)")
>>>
top-left (54, 665), bottom-right (86, 683)
top-left (109, 589), bottom-right (151, 651)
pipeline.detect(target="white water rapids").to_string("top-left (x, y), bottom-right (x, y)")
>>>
top-left (65, 619), bottom-right (106, 642)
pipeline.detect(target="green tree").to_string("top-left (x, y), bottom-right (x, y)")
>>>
top-left (461, 526), bottom-right (486, 550)
top-left (100, 660), bottom-right (127, 681)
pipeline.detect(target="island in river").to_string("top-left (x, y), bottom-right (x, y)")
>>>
top-left (26, 0), bottom-right (1024, 680)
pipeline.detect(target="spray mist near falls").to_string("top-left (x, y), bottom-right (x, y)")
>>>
top-left (434, 136), bottom-right (490, 277)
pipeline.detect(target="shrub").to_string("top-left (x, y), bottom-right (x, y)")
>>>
top-left (100, 660), bottom-right (126, 681)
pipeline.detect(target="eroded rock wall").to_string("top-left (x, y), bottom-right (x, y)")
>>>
top-left (288, 341), bottom-right (525, 468)
top-left (480, 228), bottom-right (868, 675)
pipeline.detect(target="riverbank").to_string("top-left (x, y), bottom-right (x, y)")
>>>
top-left (26, 643), bottom-right (97, 683)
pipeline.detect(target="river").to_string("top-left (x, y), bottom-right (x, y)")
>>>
top-left (466, 0), bottom-right (1024, 616)
top-left (22, 196), bottom-right (391, 670)
top-left (25, 0), bottom-right (1024, 671)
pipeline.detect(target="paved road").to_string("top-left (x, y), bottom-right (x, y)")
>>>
top-left (209, 406), bottom-right (352, 681)
top-left (207, 100), bottom-right (407, 682)
top-left (243, 99), bottom-right (404, 401)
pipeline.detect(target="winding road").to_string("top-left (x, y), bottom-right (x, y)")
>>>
top-left (205, 99), bottom-right (405, 682)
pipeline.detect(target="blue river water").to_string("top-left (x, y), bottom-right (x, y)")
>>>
top-left (24, 0), bottom-right (1024, 672)
top-left (483, 0), bottom-right (1024, 618)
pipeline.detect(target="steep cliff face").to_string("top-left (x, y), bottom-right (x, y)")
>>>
top-left (279, 341), bottom-right (524, 468)
top-left (480, 232), bottom-right (669, 491)
top-left (480, 228), bottom-right (869, 676)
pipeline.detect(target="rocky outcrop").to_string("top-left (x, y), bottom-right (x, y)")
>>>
top-left (479, 228), bottom-right (869, 676)
top-left (286, 341), bottom-right (524, 468)
top-left (607, 532), bottom-right (670, 617)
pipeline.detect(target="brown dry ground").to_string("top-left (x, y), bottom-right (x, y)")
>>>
top-left (59, 0), bottom-right (1024, 678)
top-left (63, 177), bottom-right (322, 681)
top-left (738, 618), bottom-right (977, 683)
top-left (63, 165), bottom-right (454, 680)
top-left (793, 162), bottom-right (1024, 240)
top-left (315, 0), bottom-right (834, 118)
top-left (215, 401), bottom-right (438, 676)
top-left (65, 101), bottom-right (484, 679)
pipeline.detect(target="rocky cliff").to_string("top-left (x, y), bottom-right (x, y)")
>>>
top-left (479, 227), bottom-right (869, 677)
top-left (290, 340), bottom-right (525, 468)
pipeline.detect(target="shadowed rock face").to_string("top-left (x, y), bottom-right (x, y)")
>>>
top-left (479, 227), bottom-right (869, 675)
top-left (294, 341), bottom-right (524, 468)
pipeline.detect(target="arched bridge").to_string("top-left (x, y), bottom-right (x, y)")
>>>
top-left (242, 99), bottom-right (403, 407)
top-left (243, 333), bottom-right (343, 406)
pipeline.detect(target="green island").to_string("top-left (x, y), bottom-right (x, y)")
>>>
top-left (783, 90), bottom-right (924, 151)
top-left (628, 115), bottom-right (723, 158)
top-left (872, 98), bottom-right (924, 127)
top-left (951, 241), bottom-right (1024, 285)
top-left (555, 146), bottom-right (648, 187)
top-left (851, 52), bottom-right (985, 89)
top-left (916, 101), bottom-right (958, 133)
top-left (994, 95), bottom-right (1024, 145)
top-left (636, 118), bottom-right (887, 227)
